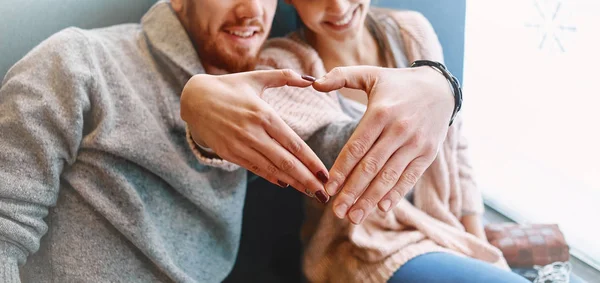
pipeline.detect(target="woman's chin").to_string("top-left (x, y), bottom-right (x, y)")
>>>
top-left (327, 30), bottom-right (359, 42)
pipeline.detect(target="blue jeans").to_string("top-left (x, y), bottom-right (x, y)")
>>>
top-left (388, 252), bottom-right (530, 283)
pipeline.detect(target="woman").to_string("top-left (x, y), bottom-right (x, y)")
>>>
top-left (256, 1), bottom-right (531, 282)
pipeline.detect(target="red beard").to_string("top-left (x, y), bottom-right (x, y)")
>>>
top-left (196, 36), bottom-right (259, 73)
top-left (184, 1), bottom-right (264, 73)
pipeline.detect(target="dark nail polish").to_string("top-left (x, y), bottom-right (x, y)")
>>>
top-left (304, 188), bottom-right (315, 198)
top-left (301, 75), bottom-right (316, 82)
top-left (316, 170), bottom-right (329, 184)
top-left (315, 190), bottom-right (330, 204)
top-left (277, 180), bottom-right (289, 188)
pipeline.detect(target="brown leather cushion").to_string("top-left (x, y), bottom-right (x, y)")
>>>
top-left (485, 223), bottom-right (569, 267)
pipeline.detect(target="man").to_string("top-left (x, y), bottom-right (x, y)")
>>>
top-left (0, 0), bottom-right (455, 282)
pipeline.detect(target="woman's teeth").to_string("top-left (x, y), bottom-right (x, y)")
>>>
top-left (229, 31), bottom-right (254, 38)
top-left (333, 11), bottom-right (354, 26)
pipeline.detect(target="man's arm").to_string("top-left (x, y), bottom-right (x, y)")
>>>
top-left (0, 28), bottom-right (90, 282)
top-left (181, 70), bottom-right (331, 201)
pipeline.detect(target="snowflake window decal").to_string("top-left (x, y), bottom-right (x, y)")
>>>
top-left (525, 0), bottom-right (577, 52)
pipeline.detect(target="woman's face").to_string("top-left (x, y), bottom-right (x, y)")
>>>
top-left (290, 0), bottom-right (371, 41)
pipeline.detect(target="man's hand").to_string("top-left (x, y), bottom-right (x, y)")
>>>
top-left (312, 66), bottom-right (455, 223)
top-left (181, 70), bottom-right (330, 203)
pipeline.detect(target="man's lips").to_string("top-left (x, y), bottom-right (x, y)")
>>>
top-left (223, 26), bottom-right (262, 38)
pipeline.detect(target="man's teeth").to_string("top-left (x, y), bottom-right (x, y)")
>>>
top-left (228, 31), bottom-right (254, 38)
top-left (333, 12), bottom-right (353, 26)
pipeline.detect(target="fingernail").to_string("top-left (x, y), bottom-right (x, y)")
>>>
top-left (349, 209), bottom-right (364, 224)
top-left (316, 171), bottom-right (329, 184)
top-left (315, 77), bottom-right (325, 84)
top-left (325, 181), bottom-right (339, 195)
top-left (301, 75), bottom-right (316, 82)
top-left (315, 190), bottom-right (329, 204)
top-left (380, 199), bottom-right (392, 212)
top-left (333, 203), bottom-right (348, 218)
top-left (277, 180), bottom-right (289, 188)
top-left (305, 188), bottom-right (315, 198)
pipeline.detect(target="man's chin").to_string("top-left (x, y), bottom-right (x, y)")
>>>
top-left (201, 49), bottom-right (258, 73)
top-left (196, 32), bottom-right (268, 73)
top-left (220, 58), bottom-right (256, 73)
top-left (223, 52), bottom-right (260, 73)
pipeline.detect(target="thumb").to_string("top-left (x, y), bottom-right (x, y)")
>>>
top-left (312, 66), bottom-right (381, 94)
top-left (244, 69), bottom-right (315, 92)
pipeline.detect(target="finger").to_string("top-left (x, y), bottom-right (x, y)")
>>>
top-left (312, 66), bottom-right (382, 93)
top-left (251, 129), bottom-right (329, 204)
top-left (345, 146), bottom-right (413, 224)
top-left (325, 107), bottom-right (387, 196)
top-left (335, 133), bottom-right (410, 223)
top-left (378, 157), bottom-right (430, 212)
top-left (246, 69), bottom-right (315, 91)
top-left (263, 111), bottom-right (330, 184)
top-left (232, 147), bottom-right (312, 197)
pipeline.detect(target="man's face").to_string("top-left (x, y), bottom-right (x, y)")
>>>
top-left (172, 0), bottom-right (277, 73)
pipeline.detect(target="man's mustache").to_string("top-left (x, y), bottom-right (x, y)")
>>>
top-left (223, 18), bottom-right (265, 33)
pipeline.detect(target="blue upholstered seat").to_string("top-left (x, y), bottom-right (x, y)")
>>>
top-left (0, 1), bottom-right (465, 281)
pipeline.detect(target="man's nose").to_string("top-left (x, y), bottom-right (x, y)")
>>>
top-left (326, 0), bottom-right (351, 15)
top-left (235, 0), bottom-right (264, 20)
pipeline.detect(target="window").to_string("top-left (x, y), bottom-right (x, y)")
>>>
top-left (463, 0), bottom-right (600, 268)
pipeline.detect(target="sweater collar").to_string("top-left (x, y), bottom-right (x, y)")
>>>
top-left (142, 1), bottom-right (205, 77)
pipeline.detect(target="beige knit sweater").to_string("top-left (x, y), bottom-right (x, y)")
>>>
top-left (256, 9), bottom-right (510, 283)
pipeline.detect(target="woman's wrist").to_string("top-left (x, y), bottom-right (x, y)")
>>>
top-left (409, 66), bottom-right (455, 121)
top-left (410, 60), bottom-right (462, 126)
top-left (461, 214), bottom-right (487, 241)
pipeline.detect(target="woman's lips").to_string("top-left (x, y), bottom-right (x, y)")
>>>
top-left (324, 6), bottom-right (359, 31)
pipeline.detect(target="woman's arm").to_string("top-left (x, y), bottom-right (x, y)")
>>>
top-left (461, 214), bottom-right (488, 241)
top-left (260, 35), bottom-right (457, 223)
top-left (455, 118), bottom-right (487, 240)
top-left (311, 65), bottom-right (456, 224)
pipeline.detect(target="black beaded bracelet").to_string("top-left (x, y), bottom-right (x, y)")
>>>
top-left (410, 60), bottom-right (463, 126)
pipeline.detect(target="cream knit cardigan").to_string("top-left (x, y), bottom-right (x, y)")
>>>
top-left (189, 8), bottom-right (509, 283)
top-left (257, 9), bottom-right (509, 283)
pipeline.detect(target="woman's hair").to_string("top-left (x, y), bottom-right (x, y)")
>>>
top-left (365, 11), bottom-right (396, 68)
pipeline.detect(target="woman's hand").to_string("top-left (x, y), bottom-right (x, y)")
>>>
top-left (461, 214), bottom-right (488, 241)
top-left (312, 66), bottom-right (455, 223)
top-left (181, 70), bottom-right (330, 203)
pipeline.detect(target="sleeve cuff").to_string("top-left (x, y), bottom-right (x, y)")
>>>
top-left (190, 136), bottom-right (215, 154)
top-left (461, 209), bottom-right (483, 217)
top-left (460, 182), bottom-right (485, 217)
top-left (185, 126), bottom-right (240, 172)
top-left (0, 241), bottom-right (25, 283)
top-left (0, 257), bottom-right (19, 283)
